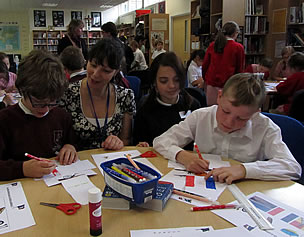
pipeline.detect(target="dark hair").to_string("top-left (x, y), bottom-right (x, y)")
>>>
top-left (60, 46), bottom-right (85, 71)
top-left (0, 61), bottom-right (9, 90)
top-left (214, 21), bottom-right (239, 53)
top-left (288, 52), bottom-right (304, 71)
top-left (222, 73), bottom-right (265, 108)
top-left (15, 50), bottom-right (68, 101)
top-left (186, 49), bottom-right (205, 70)
top-left (147, 52), bottom-right (193, 107)
top-left (260, 58), bottom-right (273, 69)
top-left (0, 52), bottom-right (8, 62)
top-left (88, 38), bottom-right (123, 70)
top-left (67, 19), bottom-right (84, 37)
top-left (101, 22), bottom-right (118, 38)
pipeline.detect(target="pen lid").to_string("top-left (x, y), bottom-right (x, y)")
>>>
top-left (88, 188), bottom-right (102, 203)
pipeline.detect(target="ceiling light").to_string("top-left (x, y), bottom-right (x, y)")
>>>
top-left (100, 5), bottom-right (113, 9)
top-left (42, 3), bottom-right (58, 7)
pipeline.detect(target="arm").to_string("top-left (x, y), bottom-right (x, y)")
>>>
top-left (272, 61), bottom-right (286, 81)
top-left (187, 64), bottom-right (204, 88)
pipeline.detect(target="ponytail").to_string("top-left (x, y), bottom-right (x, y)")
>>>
top-left (214, 21), bottom-right (239, 54)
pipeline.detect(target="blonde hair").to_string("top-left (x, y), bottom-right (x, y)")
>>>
top-left (222, 73), bottom-right (265, 108)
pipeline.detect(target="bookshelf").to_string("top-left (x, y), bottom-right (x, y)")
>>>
top-left (117, 23), bottom-right (135, 43)
top-left (135, 13), bottom-right (169, 65)
top-left (32, 30), bottom-right (101, 53)
top-left (287, 1), bottom-right (304, 51)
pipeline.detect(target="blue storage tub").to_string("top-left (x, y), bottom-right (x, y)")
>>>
top-left (100, 158), bottom-right (161, 204)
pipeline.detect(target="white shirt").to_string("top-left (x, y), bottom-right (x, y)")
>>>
top-left (152, 49), bottom-right (166, 60)
top-left (187, 60), bottom-right (202, 88)
top-left (153, 105), bottom-right (301, 181)
top-left (131, 48), bottom-right (148, 71)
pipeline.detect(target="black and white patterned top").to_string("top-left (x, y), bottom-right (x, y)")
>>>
top-left (60, 81), bottom-right (136, 151)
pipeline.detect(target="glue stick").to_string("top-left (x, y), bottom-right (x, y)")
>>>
top-left (88, 188), bottom-right (102, 236)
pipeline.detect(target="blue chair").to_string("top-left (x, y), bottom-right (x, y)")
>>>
top-left (125, 76), bottom-right (141, 102)
top-left (263, 112), bottom-right (304, 185)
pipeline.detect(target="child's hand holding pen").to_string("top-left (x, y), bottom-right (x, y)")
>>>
top-left (176, 150), bottom-right (210, 174)
top-left (23, 154), bottom-right (57, 178)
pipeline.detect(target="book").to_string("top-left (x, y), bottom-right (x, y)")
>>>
top-left (293, 33), bottom-right (304, 46)
top-left (102, 185), bottom-right (130, 210)
top-left (137, 181), bottom-right (173, 212)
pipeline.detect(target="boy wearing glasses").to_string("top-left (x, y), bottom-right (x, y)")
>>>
top-left (154, 73), bottom-right (301, 184)
top-left (0, 50), bottom-right (78, 181)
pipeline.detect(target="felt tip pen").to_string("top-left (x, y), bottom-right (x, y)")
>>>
top-left (24, 153), bottom-right (58, 176)
top-left (106, 167), bottom-right (136, 183)
top-left (193, 142), bottom-right (205, 160)
top-left (120, 163), bottom-right (156, 180)
top-left (112, 163), bottom-right (145, 182)
top-left (191, 204), bottom-right (238, 211)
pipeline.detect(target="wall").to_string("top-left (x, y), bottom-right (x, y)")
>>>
top-left (0, 10), bottom-right (31, 57)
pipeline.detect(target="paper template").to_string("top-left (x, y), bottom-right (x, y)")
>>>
top-left (213, 192), bottom-right (304, 237)
top-left (0, 182), bottom-right (35, 234)
top-left (41, 159), bottom-right (97, 187)
top-left (61, 175), bottom-right (98, 205)
top-left (130, 226), bottom-right (213, 237)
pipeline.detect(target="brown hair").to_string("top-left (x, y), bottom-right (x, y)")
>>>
top-left (281, 46), bottom-right (295, 57)
top-left (222, 73), bottom-right (265, 108)
top-left (67, 19), bottom-right (84, 37)
top-left (130, 40), bottom-right (139, 48)
top-left (60, 46), bottom-right (85, 71)
top-left (16, 50), bottom-right (68, 101)
top-left (214, 21), bottom-right (239, 53)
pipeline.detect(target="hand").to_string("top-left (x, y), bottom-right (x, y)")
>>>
top-left (192, 77), bottom-right (204, 89)
top-left (3, 93), bottom-right (16, 106)
top-left (176, 150), bottom-right (210, 173)
top-left (101, 135), bottom-right (124, 150)
top-left (23, 159), bottom-right (57, 178)
top-left (56, 144), bottom-right (78, 165)
top-left (136, 142), bottom-right (149, 147)
top-left (204, 164), bottom-right (246, 184)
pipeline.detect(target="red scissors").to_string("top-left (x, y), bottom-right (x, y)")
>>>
top-left (40, 202), bottom-right (81, 215)
top-left (139, 151), bottom-right (157, 158)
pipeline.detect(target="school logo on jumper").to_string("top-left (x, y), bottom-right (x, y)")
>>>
top-left (52, 130), bottom-right (63, 153)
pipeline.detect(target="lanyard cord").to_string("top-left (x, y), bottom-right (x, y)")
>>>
top-left (87, 80), bottom-right (110, 141)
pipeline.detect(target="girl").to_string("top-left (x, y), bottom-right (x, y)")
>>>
top-left (273, 46), bottom-right (295, 81)
top-left (186, 49), bottom-right (205, 88)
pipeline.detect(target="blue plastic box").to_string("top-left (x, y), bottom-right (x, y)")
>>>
top-left (100, 158), bottom-right (161, 204)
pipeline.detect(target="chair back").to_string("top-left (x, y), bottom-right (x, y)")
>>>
top-left (184, 87), bottom-right (207, 108)
top-left (289, 89), bottom-right (304, 123)
top-left (263, 112), bottom-right (304, 184)
top-left (125, 75), bottom-right (141, 102)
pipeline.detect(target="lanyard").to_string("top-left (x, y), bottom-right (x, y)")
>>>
top-left (87, 80), bottom-right (110, 142)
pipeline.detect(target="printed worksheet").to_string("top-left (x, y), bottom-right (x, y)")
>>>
top-left (213, 192), bottom-right (304, 237)
top-left (0, 182), bottom-right (35, 234)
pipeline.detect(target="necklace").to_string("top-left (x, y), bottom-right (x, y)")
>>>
top-left (87, 80), bottom-right (110, 142)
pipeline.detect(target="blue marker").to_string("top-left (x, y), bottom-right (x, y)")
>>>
top-left (104, 167), bottom-right (136, 183)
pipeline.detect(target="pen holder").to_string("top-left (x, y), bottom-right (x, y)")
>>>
top-left (100, 158), bottom-right (161, 204)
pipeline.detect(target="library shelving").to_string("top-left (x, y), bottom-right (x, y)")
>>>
top-left (32, 30), bottom-right (101, 53)
top-left (117, 23), bottom-right (135, 43)
top-left (135, 13), bottom-right (169, 65)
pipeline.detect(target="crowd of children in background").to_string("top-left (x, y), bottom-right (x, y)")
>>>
top-left (0, 20), bottom-right (302, 184)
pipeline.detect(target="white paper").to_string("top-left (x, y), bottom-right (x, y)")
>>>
top-left (131, 226), bottom-right (213, 237)
top-left (0, 182), bottom-right (35, 234)
top-left (41, 159), bottom-right (97, 186)
top-left (61, 175), bottom-right (97, 205)
top-left (213, 192), bottom-right (304, 237)
top-left (170, 193), bottom-right (213, 207)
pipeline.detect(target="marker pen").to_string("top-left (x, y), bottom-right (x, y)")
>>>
top-left (24, 153), bottom-right (58, 175)
top-left (191, 204), bottom-right (238, 211)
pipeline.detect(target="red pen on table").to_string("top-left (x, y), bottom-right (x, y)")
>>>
top-left (24, 153), bottom-right (58, 176)
top-left (191, 204), bottom-right (238, 211)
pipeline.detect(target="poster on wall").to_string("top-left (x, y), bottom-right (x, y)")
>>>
top-left (91, 12), bottom-right (101, 27)
top-left (52, 11), bottom-right (64, 27)
top-left (33, 10), bottom-right (46, 27)
top-left (158, 1), bottom-right (165, 13)
top-left (0, 22), bottom-right (20, 51)
top-left (150, 31), bottom-right (164, 53)
top-left (71, 11), bottom-right (82, 20)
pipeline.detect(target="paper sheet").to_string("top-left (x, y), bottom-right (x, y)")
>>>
top-left (41, 159), bottom-right (97, 186)
top-left (0, 182), bottom-right (35, 234)
top-left (130, 226), bottom-right (213, 237)
top-left (61, 175), bottom-right (98, 205)
top-left (213, 192), bottom-right (304, 237)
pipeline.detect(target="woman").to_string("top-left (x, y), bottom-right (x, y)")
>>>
top-left (57, 19), bottom-right (88, 60)
top-left (60, 38), bottom-right (136, 151)
top-left (202, 21), bottom-right (245, 106)
top-left (133, 52), bottom-right (200, 147)
top-left (273, 46), bottom-right (295, 81)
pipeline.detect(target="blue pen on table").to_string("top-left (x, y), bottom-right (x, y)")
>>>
top-left (104, 167), bottom-right (136, 183)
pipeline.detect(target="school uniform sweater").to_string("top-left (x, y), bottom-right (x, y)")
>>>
top-left (203, 40), bottom-right (245, 88)
top-left (133, 94), bottom-right (200, 146)
top-left (243, 64), bottom-right (270, 80)
top-left (276, 71), bottom-right (304, 113)
top-left (0, 104), bottom-right (76, 180)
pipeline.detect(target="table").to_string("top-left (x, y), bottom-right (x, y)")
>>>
top-left (1, 146), bottom-right (304, 236)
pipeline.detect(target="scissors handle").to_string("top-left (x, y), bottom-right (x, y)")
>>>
top-left (56, 203), bottom-right (81, 215)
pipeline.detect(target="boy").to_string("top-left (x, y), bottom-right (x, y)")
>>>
top-left (152, 40), bottom-right (166, 60)
top-left (153, 73), bottom-right (301, 184)
top-left (0, 50), bottom-right (78, 181)
top-left (243, 57), bottom-right (273, 80)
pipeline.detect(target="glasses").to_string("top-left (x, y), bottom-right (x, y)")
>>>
top-left (29, 96), bottom-right (59, 108)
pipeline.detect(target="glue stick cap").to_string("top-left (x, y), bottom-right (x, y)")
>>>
top-left (88, 188), bottom-right (102, 203)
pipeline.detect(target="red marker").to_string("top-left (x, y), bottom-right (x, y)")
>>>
top-left (193, 143), bottom-right (204, 160)
top-left (191, 204), bottom-right (238, 211)
top-left (25, 153), bottom-right (58, 176)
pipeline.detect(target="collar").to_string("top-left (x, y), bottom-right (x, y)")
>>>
top-left (18, 98), bottom-right (49, 117)
top-left (70, 70), bottom-right (86, 78)
top-left (156, 94), bottom-right (179, 106)
top-left (226, 37), bottom-right (234, 41)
